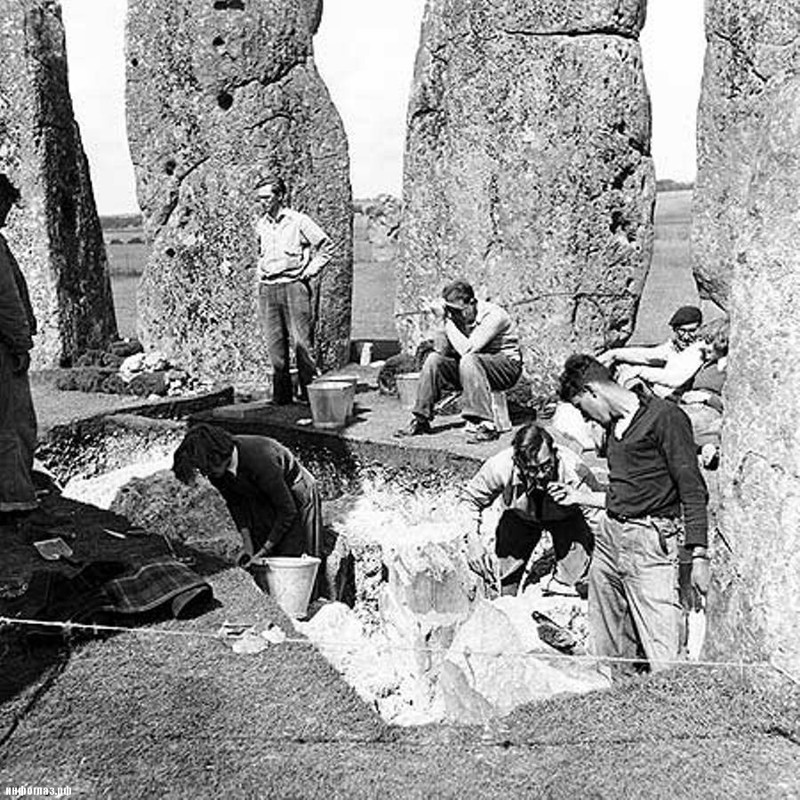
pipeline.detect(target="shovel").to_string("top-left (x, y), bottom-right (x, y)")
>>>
top-left (33, 537), bottom-right (82, 568)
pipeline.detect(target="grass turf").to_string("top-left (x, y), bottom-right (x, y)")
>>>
top-left (2, 560), bottom-right (798, 797)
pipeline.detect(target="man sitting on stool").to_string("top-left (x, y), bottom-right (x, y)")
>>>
top-left (396, 279), bottom-right (522, 443)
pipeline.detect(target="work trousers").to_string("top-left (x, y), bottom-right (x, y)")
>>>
top-left (413, 351), bottom-right (521, 424)
top-left (0, 344), bottom-right (37, 512)
top-left (257, 281), bottom-right (318, 404)
top-left (494, 508), bottom-right (593, 586)
top-left (589, 511), bottom-right (682, 674)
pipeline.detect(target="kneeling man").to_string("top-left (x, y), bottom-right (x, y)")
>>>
top-left (461, 423), bottom-right (605, 594)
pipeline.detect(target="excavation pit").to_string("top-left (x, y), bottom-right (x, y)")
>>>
top-left (22, 374), bottom-right (604, 726)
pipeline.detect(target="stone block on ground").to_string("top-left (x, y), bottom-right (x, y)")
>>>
top-left (438, 599), bottom-right (609, 724)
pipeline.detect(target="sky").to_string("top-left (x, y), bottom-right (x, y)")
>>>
top-left (60, 0), bottom-right (705, 215)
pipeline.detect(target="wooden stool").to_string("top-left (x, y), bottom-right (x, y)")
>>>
top-left (490, 391), bottom-right (512, 432)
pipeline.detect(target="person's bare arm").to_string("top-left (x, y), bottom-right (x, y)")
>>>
top-left (599, 343), bottom-right (669, 367)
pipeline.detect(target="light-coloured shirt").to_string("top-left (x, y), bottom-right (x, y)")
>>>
top-left (444, 299), bottom-right (522, 361)
top-left (635, 340), bottom-right (705, 398)
top-left (255, 207), bottom-right (332, 284)
top-left (461, 443), bottom-right (603, 537)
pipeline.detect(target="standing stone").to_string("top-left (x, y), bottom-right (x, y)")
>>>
top-left (126, 0), bottom-right (352, 385)
top-left (693, 2), bottom-right (800, 308)
top-left (0, 0), bottom-right (117, 368)
top-left (397, 0), bottom-right (654, 393)
top-left (708, 77), bottom-right (800, 677)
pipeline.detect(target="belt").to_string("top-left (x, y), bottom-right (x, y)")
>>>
top-left (606, 510), bottom-right (678, 524)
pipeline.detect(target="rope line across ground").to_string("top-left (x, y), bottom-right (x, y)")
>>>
top-left (2, 615), bottom-right (795, 683)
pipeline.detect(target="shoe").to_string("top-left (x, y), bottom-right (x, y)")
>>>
top-left (394, 416), bottom-right (432, 438)
top-left (466, 422), bottom-right (499, 443)
top-left (532, 610), bottom-right (578, 654)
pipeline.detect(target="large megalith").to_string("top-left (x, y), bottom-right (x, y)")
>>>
top-left (397, 0), bottom-right (655, 392)
top-left (693, 2), bottom-right (800, 308)
top-left (126, 0), bottom-right (352, 385)
top-left (0, 0), bottom-right (117, 368)
top-left (707, 76), bottom-right (800, 677)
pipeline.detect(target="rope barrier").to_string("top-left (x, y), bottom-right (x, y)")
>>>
top-left (0, 614), bottom-right (792, 679)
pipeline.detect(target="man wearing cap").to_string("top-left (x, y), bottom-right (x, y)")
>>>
top-left (396, 279), bottom-right (522, 443)
top-left (254, 177), bottom-right (333, 405)
top-left (599, 305), bottom-right (704, 398)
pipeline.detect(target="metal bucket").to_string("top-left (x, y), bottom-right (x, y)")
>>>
top-left (317, 374), bottom-right (358, 418)
top-left (395, 372), bottom-right (420, 410)
top-left (307, 381), bottom-right (350, 429)
top-left (251, 555), bottom-right (321, 619)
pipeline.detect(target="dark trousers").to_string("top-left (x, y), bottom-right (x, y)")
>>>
top-left (0, 344), bottom-right (37, 512)
top-left (494, 508), bottom-right (592, 585)
top-left (258, 281), bottom-right (318, 404)
top-left (413, 351), bottom-right (521, 424)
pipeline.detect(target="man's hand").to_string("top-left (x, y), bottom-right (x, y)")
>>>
top-left (11, 351), bottom-right (30, 375)
top-left (428, 298), bottom-right (447, 321)
top-left (546, 482), bottom-right (580, 506)
top-left (466, 535), bottom-right (498, 587)
top-left (254, 540), bottom-right (276, 561)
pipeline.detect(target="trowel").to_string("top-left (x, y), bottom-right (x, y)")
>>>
top-left (33, 537), bottom-right (81, 567)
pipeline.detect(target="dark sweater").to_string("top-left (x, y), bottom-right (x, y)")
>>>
top-left (210, 435), bottom-right (305, 554)
top-left (606, 396), bottom-right (708, 547)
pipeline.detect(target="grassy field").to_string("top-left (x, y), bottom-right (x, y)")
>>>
top-left (107, 191), bottom-right (698, 344)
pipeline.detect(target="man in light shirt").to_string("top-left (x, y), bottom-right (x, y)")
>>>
top-left (254, 177), bottom-right (332, 404)
top-left (397, 279), bottom-right (522, 443)
top-left (598, 305), bottom-right (704, 398)
top-left (461, 423), bottom-right (604, 596)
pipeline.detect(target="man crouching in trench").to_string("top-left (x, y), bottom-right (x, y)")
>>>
top-left (461, 422), bottom-right (605, 596)
top-left (172, 423), bottom-right (321, 565)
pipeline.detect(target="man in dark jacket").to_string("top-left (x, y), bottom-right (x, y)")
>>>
top-left (172, 424), bottom-right (321, 562)
top-left (0, 175), bottom-right (38, 516)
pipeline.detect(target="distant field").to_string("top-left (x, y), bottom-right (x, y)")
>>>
top-left (108, 191), bottom-right (699, 344)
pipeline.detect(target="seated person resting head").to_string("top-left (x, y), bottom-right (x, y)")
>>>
top-left (396, 278), bottom-right (522, 443)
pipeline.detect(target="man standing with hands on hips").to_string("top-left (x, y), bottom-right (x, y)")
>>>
top-left (559, 354), bottom-right (710, 675)
top-left (254, 176), bottom-right (332, 405)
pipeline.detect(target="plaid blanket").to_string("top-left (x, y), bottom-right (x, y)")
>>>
top-left (103, 560), bottom-right (212, 619)
top-left (6, 559), bottom-right (212, 629)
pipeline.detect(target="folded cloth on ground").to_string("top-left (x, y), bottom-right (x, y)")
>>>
top-left (103, 560), bottom-right (212, 619)
top-left (5, 559), bottom-right (213, 631)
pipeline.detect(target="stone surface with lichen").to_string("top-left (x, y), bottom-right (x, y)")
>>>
top-left (0, 0), bottom-right (117, 368)
top-left (126, 0), bottom-right (352, 384)
top-left (693, 1), bottom-right (800, 307)
top-left (396, 0), bottom-right (654, 394)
